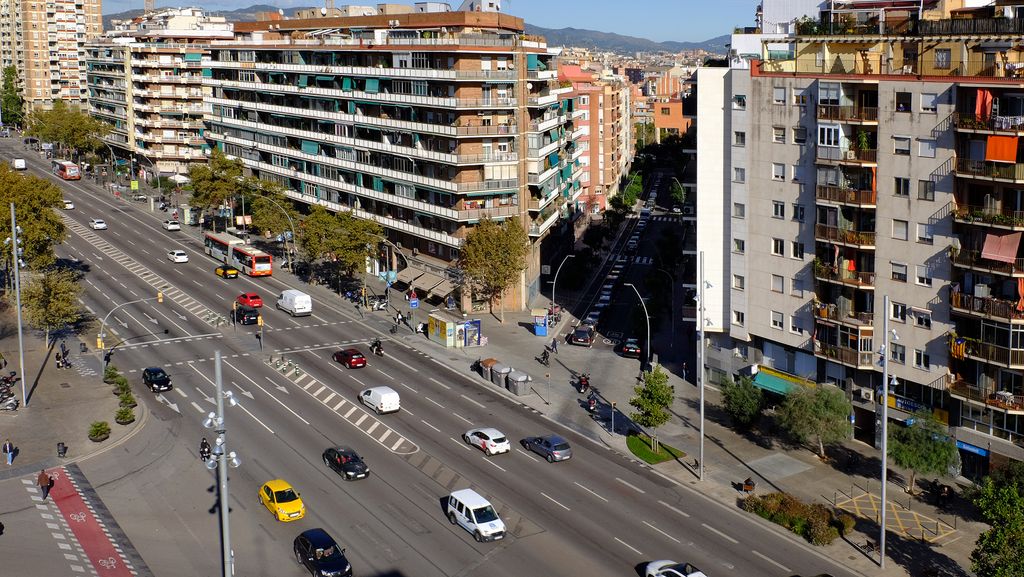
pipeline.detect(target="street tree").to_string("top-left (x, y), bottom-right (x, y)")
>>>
top-left (460, 217), bottom-right (529, 323)
top-left (971, 477), bottom-right (1024, 577)
top-left (777, 385), bottom-right (852, 458)
top-left (629, 364), bottom-right (674, 452)
top-left (0, 166), bottom-right (66, 276)
top-left (242, 177), bottom-right (298, 236)
top-left (298, 204), bottom-right (339, 263)
top-left (188, 149), bottom-right (243, 228)
top-left (1, 66), bottom-right (24, 129)
top-left (25, 101), bottom-right (110, 160)
top-left (19, 267), bottom-right (82, 344)
top-left (331, 210), bottom-right (383, 277)
top-left (888, 409), bottom-right (960, 495)
top-left (669, 179), bottom-right (686, 205)
top-left (721, 376), bottom-right (764, 430)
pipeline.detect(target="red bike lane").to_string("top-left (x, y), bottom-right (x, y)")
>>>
top-left (47, 466), bottom-right (135, 577)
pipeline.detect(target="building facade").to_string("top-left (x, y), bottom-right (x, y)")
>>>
top-left (202, 7), bottom-right (581, 308)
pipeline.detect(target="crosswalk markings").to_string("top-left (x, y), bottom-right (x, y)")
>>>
top-left (634, 256), bottom-right (653, 265)
top-left (313, 385), bottom-right (326, 397)
top-left (323, 392), bottom-right (336, 404)
top-left (354, 414), bottom-right (367, 427)
top-left (365, 422), bottom-right (379, 435)
top-left (343, 406), bottom-right (356, 418)
top-left (334, 399), bottom-right (347, 411)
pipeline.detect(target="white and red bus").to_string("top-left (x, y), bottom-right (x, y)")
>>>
top-left (230, 244), bottom-right (273, 277)
top-left (204, 232), bottom-right (245, 263)
top-left (51, 160), bottom-right (81, 180)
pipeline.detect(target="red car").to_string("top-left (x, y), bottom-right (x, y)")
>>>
top-left (333, 348), bottom-right (366, 369)
top-left (236, 292), bottom-right (263, 308)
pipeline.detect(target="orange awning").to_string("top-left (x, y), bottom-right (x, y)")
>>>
top-left (982, 232), bottom-right (1022, 264)
top-left (985, 135), bottom-right (1019, 163)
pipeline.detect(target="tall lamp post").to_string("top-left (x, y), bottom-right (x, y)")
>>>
top-left (203, 352), bottom-right (241, 577)
top-left (624, 283), bottom-right (651, 367)
top-left (250, 191), bottom-right (297, 272)
top-left (550, 254), bottom-right (575, 326)
top-left (878, 294), bottom-right (898, 569)
top-left (697, 251), bottom-right (707, 480)
top-left (8, 204), bottom-right (27, 408)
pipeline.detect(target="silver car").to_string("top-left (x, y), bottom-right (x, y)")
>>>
top-left (521, 434), bottom-right (572, 462)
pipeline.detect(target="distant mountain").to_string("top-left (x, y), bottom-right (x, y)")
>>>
top-left (102, 5), bottom-right (307, 30)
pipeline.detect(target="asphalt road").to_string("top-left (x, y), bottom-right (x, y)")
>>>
top-left (2, 140), bottom-right (860, 577)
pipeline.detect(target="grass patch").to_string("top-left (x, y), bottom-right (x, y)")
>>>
top-left (626, 433), bottom-right (686, 464)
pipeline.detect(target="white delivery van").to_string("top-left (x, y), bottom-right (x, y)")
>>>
top-left (11, 158), bottom-right (26, 171)
top-left (446, 488), bottom-right (506, 542)
top-left (358, 386), bottom-right (400, 414)
top-left (276, 289), bottom-right (312, 317)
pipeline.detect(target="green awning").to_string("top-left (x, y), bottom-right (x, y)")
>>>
top-left (301, 140), bottom-right (319, 154)
top-left (347, 101), bottom-right (356, 114)
top-left (753, 370), bottom-right (796, 395)
top-left (365, 78), bottom-right (379, 93)
top-left (184, 52), bottom-right (202, 62)
top-left (561, 165), bottom-right (572, 180)
top-left (547, 152), bottom-right (559, 167)
top-left (201, 68), bottom-right (212, 78)
top-left (341, 77), bottom-right (353, 91)
top-left (527, 54), bottom-right (540, 70)
top-left (372, 176), bottom-right (383, 191)
top-left (316, 75), bottom-right (334, 82)
top-left (298, 75), bottom-right (309, 87)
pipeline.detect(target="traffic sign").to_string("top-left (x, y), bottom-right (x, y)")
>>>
top-left (409, 298), bottom-right (419, 309)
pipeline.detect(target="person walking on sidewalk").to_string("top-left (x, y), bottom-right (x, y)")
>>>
top-left (37, 470), bottom-right (53, 500)
top-left (550, 337), bottom-right (558, 354)
top-left (2, 439), bottom-right (13, 465)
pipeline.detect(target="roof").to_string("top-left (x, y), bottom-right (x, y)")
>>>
top-left (300, 527), bottom-right (336, 547)
top-left (450, 488), bottom-right (490, 507)
top-left (264, 478), bottom-right (292, 490)
top-left (232, 10), bottom-right (524, 34)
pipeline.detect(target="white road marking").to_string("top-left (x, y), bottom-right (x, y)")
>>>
top-left (573, 482), bottom-right (608, 502)
top-left (221, 359), bottom-right (310, 425)
top-left (515, 448), bottom-right (539, 461)
top-left (343, 407), bottom-right (356, 419)
top-left (378, 429), bottom-right (391, 443)
top-left (751, 550), bottom-right (790, 573)
top-left (459, 394), bottom-right (485, 409)
top-left (483, 459), bottom-right (507, 473)
top-left (429, 377), bottom-right (451, 390)
top-left (332, 399), bottom-right (345, 411)
top-left (420, 420), bottom-right (441, 433)
top-left (657, 500), bottom-right (690, 518)
top-left (424, 396), bottom-right (444, 408)
top-left (365, 422), bottom-right (379, 435)
top-left (376, 369), bottom-right (394, 380)
top-left (643, 521), bottom-right (680, 543)
top-left (453, 413), bottom-right (473, 425)
top-left (399, 382), bottom-right (418, 393)
top-left (390, 437), bottom-right (405, 451)
top-left (190, 401), bottom-right (203, 413)
top-left (185, 363), bottom-right (273, 433)
top-left (701, 523), bottom-right (739, 544)
top-left (354, 414), bottom-right (367, 426)
top-left (613, 537), bottom-right (642, 556)
top-left (540, 492), bottom-right (570, 511)
top-left (615, 477), bottom-right (646, 494)
top-left (450, 437), bottom-right (472, 451)
top-left (323, 392), bottom-right (336, 404)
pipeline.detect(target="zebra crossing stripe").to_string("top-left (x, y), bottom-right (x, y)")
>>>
top-left (354, 414), bottom-right (367, 426)
top-left (365, 422), bottom-right (379, 435)
top-left (323, 392), bottom-right (336, 404)
top-left (391, 437), bottom-right (405, 451)
top-left (343, 407), bottom-right (356, 418)
top-left (333, 399), bottom-right (346, 411)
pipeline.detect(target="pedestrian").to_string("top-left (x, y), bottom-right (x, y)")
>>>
top-left (37, 470), bottom-right (52, 500)
top-left (682, 362), bottom-right (688, 382)
top-left (2, 439), bottom-right (13, 465)
top-left (551, 337), bottom-right (559, 354)
top-left (60, 340), bottom-right (67, 357)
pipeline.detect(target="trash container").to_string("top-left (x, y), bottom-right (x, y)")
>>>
top-left (479, 358), bottom-right (498, 381)
top-left (507, 370), bottom-right (531, 396)
top-left (490, 362), bottom-right (511, 387)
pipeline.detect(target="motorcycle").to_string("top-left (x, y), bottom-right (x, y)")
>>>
top-left (372, 299), bottom-right (389, 311)
top-left (576, 373), bottom-right (591, 394)
top-left (199, 440), bottom-right (211, 462)
top-left (538, 350), bottom-right (550, 367)
top-left (1, 397), bottom-right (18, 411)
top-left (587, 395), bottom-right (597, 414)
top-left (371, 339), bottom-right (384, 357)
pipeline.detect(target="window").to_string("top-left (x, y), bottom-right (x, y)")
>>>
top-left (771, 274), bottom-right (784, 293)
top-left (791, 241), bottom-right (805, 259)
top-left (734, 131), bottom-right (746, 146)
top-left (895, 91), bottom-right (912, 112)
top-left (733, 168), bottom-right (746, 183)
top-left (818, 82), bottom-right (839, 105)
top-left (793, 127), bottom-right (807, 144)
top-left (771, 310), bottom-right (784, 329)
top-left (894, 136), bottom-right (911, 155)
top-left (921, 93), bottom-right (938, 113)
top-left (918, 180), bottom-right (935, 201)
top-left (733, 310), bottom-right (745, 326)
top-left (791, 277), bottom-right (804, 297)
top-left (914, 349), bottom-right (931, 370)
top-left (772, 163), bottom-right (785, 181)
top-left (818, 125), bottom-right (840, 147)
top-left (916, 310), bottom-right (932, 328)
top-left (772, 126), bottom-right (785, 143)
top-left (660, 107), bottom-right (671, 115)
top-left (772, 238), bottom-right (784, 256)
top-left (917, 223), bottom-right (934, 244)
top-left (935, 49), bottom-right (951, 69)
top-left (892, 219), bottom-right (909, 240)
top-left (916, 265), bottom-right (933, 287)
top-left (772, 200), bottom-right (785, 218)
top-left (891, 301), bottom-right (908, 322)
top-left (733, 202), bottom-right (745, 218)
top-left (790, 317), bottom-right (804, 335)
top-left (792, 204), bottom-right (805, 222)
top-left (773, 86), bottom-right (786, 104)
top-left (894, 177), bottom-right (910, 197)
top-left (733, 238), bottom-right (745, 253)
top-left (793, 90), bottom-right (808, 106)
top-left (733, 95), bottom-right (747, 110)
top-left (890, 343), bottom-right (906, 364)
top-left (891, 262), bottom-right (908, 282)
top-left (733, 275), bottom-right (745, 290)
top-left (919, 139), bottom-right (937, 158)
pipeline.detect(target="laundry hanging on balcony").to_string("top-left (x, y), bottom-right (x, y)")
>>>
top-left (981, 231), bottom-right (1022, 263)
top-left (1017, 278), bottom-right (1024, 312)
top-left (984, 135), bottom-right (1019, 163)
top-left (950, 338), bottom-right (967, 361)
top-left (977, 88), bottom-right (993, 120)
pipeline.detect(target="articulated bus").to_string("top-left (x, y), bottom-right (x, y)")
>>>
top-left (204, 232), bottom-right (245, 263)
top-left (203, 232), bottom-right (272, 277)
top-left (52, 160), bottom-right (81, 180)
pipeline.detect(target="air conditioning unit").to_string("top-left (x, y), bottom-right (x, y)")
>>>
top-left (859, 388), bottom-right (874, 402)
top-left (845, 150), bottom-right (858, 160)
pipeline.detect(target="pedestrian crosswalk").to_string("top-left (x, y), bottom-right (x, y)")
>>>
top-left (633, 256), bottom-right (653, 265)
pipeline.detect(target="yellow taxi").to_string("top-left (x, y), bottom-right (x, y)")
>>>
top-left (258, 479), bottom-right (306, 522)
top-left (215, 265), bottom-right (239, 279)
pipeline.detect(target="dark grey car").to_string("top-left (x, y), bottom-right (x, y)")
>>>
top-left (521, 434), bottom-right (572, 462)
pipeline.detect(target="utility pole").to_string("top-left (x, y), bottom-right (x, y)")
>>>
top-left (698, 250), bottom-right (705, 481)
top-left (10, 203), bottom-right (26, 408)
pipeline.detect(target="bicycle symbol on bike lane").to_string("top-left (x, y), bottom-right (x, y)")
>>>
top-left (98, 557), bottom-right (119, 569)
top-left (69, 511), bottom-right (88, 523)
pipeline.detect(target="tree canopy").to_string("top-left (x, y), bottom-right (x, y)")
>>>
top-left (188, 149), bottom-right (244, 221)
top-left (629, 364), bottom-right (674, 445)
top-left (1, 66), bottom-right (24, 129)
top-left (460, 217), bottom-right (529, 322)
top-left (25, 101), bottom-right (110, 159)
top-left (241, 177), bottom-right (299, 238)
top-left (297, 204), bottom-right (383, 278)
top-left (721, 376), bottom-right (764, 429)
top-left (20, 267), bottom-right (82, 343)
top-left (888, 409), bottom-right (959, 494)
top-left (777, 385), bottom-right (852, 458)
top-left (0, 166), bottom-right (66, 274)
top-left (971, 477), bottom-right (1024, 577)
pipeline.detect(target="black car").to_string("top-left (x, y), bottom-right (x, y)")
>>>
top-left (570, 325), bottom-right (595, 347)
top-left (232, 305), bottom-right (260, 325)
top-left (294, 528), bottom-right (352, 577)
top-left (619, 337), bottom-right (642, 358)
top-left (142, 367), bottom-right (172, 392)
top-left (322, 446), bottom-right (369, 480)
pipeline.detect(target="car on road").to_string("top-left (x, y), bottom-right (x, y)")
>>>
top-left (626, 239), bottom-right (638, 252)
top-left (645, 561), bottom-right (708, 577)
top-left (671, 205), bottom-right (683, 214)
top-left (62, 199), bottom-right (74, 210)
top-left (619, 337), bottom-right (642, 359)
top-left (446, 488), bottom-right (505, 542)
top-left (359, 386), bottom-right (400, 414)
top-left (570, 325), bottom-right (595, 347)
top-left (89, 219), bottom-right (107, 230)
top-left (236, 292), bottom-right (263, 308)
top-left (142, 367), bottom-right (172, 392)
top-left (11, 158), bottom-right (26, 170)
top-left (231, 305), bottom-right (260, 325)
top-left (332, 348), bottom-right (366, 369)
top-left (215, 265), bottom-right (239, 279)
top-left (132, 193), bottom-right (148, 202)
top-left (463, 427), bottom-right (511, 456)
top-left (322, 446), bottom-right (369, 480)
top-left (167, 250), bottom-right (189, 263)
top-left (259, 479), bottom-right (305, 522)
top-left (162, 220), bottom-right (180, 231)
top-left (521, 434), bottom-right (572, 462)
top-left (293, 528), bottom-right (353, 577)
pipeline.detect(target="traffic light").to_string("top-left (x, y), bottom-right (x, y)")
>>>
top-left (96, 337), bottom-right (104, 350)
top-left (257, 315), bottom-right (263, 327)
top-left (157, 291), bottom-right (163, 303)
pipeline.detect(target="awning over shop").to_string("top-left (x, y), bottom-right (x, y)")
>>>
top-left (396, 267), bottom-right (423, 285)
top-left (752, 371), bottom-right (795, 396)
top-left (981, 231), bottom-right (1022, 263)
top-left (985, 135), bottom-right (1019, 163)
top-left (411, 271), bottom-right (443, 292)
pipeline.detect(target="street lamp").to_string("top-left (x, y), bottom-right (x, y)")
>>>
top-left (624, 283), bottom-right (651, 367)
top-left (247, 188), bottom-right (297, 272)
top-left (7, 205), bottom-right (26, 408)
top-left (878, 294), bottom-right (899, 569)
top-left (551, 254), bottom-right (575, 327)
top-left (203, 351), bottom-right (241, 577)
top-left (694, 251), bottom-right (711, 481)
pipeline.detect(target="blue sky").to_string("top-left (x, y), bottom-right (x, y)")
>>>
top-left (103, 0), bottom-right (758, 43)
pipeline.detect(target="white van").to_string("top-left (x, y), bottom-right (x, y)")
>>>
top-left (446, 488), bottom-right (506, 542)
top-left (276, 289), bottom-right (312, 317)
top-left (359, 386), bottom-right (400, 414)
top-left (11, 158), bottom-right (26, 171)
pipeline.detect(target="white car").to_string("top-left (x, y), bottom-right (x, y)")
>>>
top-left (462, 427), bottom-right (511, 456)
top-left (645, 561), bottom-right (707, 577)
top-left (132, 193), bottom-right (148, 202)
top-left (167, 250), bottom-right (189, 263)
top-left (89, 219), bottom-right (107, 230)
top-left (62, 199), bottom-right (74, 210)
top-left (162, 220), bottom-right (181, 231)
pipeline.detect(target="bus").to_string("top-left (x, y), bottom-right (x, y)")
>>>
top-left (230, 244), bottom-right (273, 277)
top-left (52, 160), bottom-right (81, 180)
top-left (204, 232), bottom-right (245, 263)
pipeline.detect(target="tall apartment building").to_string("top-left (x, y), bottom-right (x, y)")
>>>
top-left (0, 0), bottom-right (103, 110)
top-left (700, 0), bottom-right (1024, 478)
top-left (85, 8), bottom-right (232, 177)
top-left (202, 3), bottom-right (580, 308)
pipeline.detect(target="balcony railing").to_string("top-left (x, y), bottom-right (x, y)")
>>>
top-left (954, 112), bottom-right (1024, 133)
top-left (813, 304), bottom-right (874, 325)
top-left (951, 291), bottom-right (1024, 322)
top-left (816, 105), bottom-right (878, 122)
top-left (952, 203), bottom-right (1024, 229)
top-left (949, 380), bottom-right (1024, 414)
top-left (814, 224), bottom-right (875, 247)
top-left (956, 158), bottom-right (1024, 181)
top-left (816, 344), bottom-right (874, 368)
top-left (951, 249), bottom-right (1024, 276)
top-left (960, 340), bottom-right (1024, 367)
top-left (816, 146), bottom-right (877, 164)
top-left (815, 184), bottom-right (876, 206)
top-left (814, 262), bottom-right (875, 288)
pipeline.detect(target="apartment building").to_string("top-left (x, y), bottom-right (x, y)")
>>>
top-left (86, 9), bottom-right (232, 177)
top-left (0, 0), bottom-right (103, 110)
top-left (202, 4), bottom-right (580, 309)
top-left (699, 0), bottom-right (1024, 478)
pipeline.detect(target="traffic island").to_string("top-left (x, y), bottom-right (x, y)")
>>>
top-left (626, 433), bottom-right (686, 465)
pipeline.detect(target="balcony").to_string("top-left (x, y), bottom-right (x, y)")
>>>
top-left (815, 184), bottom-right (876, 207)
top-left (529, 208), bottom-right (560, 237)
top-left (816, 105), bottom-right (878, 123)
top-left (814, 224), bottom-right (875, 248)
top-left (954, 112), bottom-right (1024, 134)
top-left (813, 261), bottom-right (875, 289)
top-left (951, 290), bottom-right (1024, 323)
top-left (951, 249), bottom-right (1024, 277)
top-left (955, 158), bottom-right (1024, 182)
top-left (949, 379), bottom-right (1024, 414)
top-left (815, 344), bottom-right (874, 369)
top-left (952, 203), bottom-right (1024, 230)
top-left (813, 303), bottom-right (874, 326)
top-left (816, 146), bottom-right (877, 166)
top-left (957, 339), bottom-right (1024, 368)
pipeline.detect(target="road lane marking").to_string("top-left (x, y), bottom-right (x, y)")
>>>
top-left (378, 429), bottom-right (391, 443)
top-left (450, 437), bottom-right (472, 451)
top-left (484, 459), bottom-right (507, 473)
top-left (540, 492), bottom-right (570, 511)
top-left (420, 420), bottom-right (441, 433)
top-left (614, 537), bottom-right (642, 556)
top-left (643, 521), bottom-right (680, 543)
top-left (332, 399), bottom-right (345, 411)
top-left (515, 448), bottom-right (538, 461)
top-left (460, 394), bottom-right (485, 409)
top-left (701, 523), bottom-right (738, 544)
top-left (323, 392), bottom-right (336, 404)
top-left (221, 359), bottom-right (310, 426)
top-left (190, 401), bottom-right (203, 413)
top-left (376, 369), bottom-right (394, 380)
top-left (399, 382), bottom-right (418, 393)
top-left (343, 407), bottom-right (356, 418)
top-left (573, 482), bottom-right (608, 502)
top-left (390, 437), bottom-right (404, 451)
top-left (615, 477), bottom-right (646, 494)
top-left (751, 551), bottom-right (789, 573)
top-left (429, 377), bottom-right (451, 390)
top-left (424, 396), bottom-right (444, 408)
top-left (657, 500), bottom-right (690, 518)
top-left (453, 413), bottom-right (473, 425)
top-left (186, 364), bottom-right (273, 434)
top-left (174, 388), bottom-right (187, 398)
top-left (313, 385), bottom-right (326, 397)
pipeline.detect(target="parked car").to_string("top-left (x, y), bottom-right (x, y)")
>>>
top-left (236, 292), bottom-right (263, 308)
top-left (322, 446), bottom-right (369, 480)
top-left (462, 427), bottom-right (511, 456)
top-left (162, 220), bottom-right (181, 231)
top-left (645, 561), bottom-right (708, 577)
top-left (142, 367), bottom-right (172, 392)
top-left (332, 348), bottom-right (366, 369)
top-left (521, 434), bottom-right (572, 462)
top-left (132, 193), bottom-right (148, 202)
top-left (89, 219), bottom-right (107, 230)
top-left (167, 250), bottom-right (188, 263)
top-left (259, 479), bottom-right (305, 522)
top-left (570, 325), bottom-right (595, 347)
top-left (215, 265), bottom-right (239, 279)
top-left (293, 528), bottom-right (352, 577)
top-left (619, 337), bottom-right (642, 358)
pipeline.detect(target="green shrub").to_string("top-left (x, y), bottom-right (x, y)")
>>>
top-left (103, 365), bottom-right (119, 383)
top-left (118, 391), bottom-right (136, 408)
top-left (741, 492), bottom-right (841, 546)
top-left (836, 513), bottom-right (856, 536)
top-left (88, 421), bottom-right (111, 440)
top-left (115, 407), bottom-right (135, 425)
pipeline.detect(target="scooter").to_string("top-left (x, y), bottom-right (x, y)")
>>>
top-left (577, 373), bottom-right (591, 394)
top-left (371, 339), bottom-right (384, 357)
top-left (0, 397), bottom-right (18, 411)
top-left (372, 299), bottom-right (389, 311)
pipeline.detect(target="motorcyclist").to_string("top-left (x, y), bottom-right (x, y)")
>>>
top-left (540, 349), bottom-right (550, 365)
top-left (199, 437), bottom-right (211, 462)
top-left (371, 338), bottom-right (383, 356)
